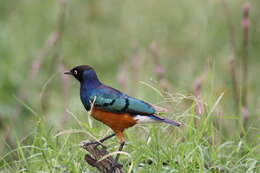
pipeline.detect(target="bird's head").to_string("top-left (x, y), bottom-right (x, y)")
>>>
top-left (64, 65), bottom-right (96, 83)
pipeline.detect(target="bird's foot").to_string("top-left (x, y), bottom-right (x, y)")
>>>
top-left (109, 162), bottom-right (123, 173)
top-left (94, 142), bottom-right (106, 149)
top-left (81, 141), bottom-right (106, 149)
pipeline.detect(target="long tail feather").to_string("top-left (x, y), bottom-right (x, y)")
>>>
top-left (150, 114), bottom-right (182, 127)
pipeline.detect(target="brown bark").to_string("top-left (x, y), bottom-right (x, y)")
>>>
top-left (80, 141), bottom-right (125, 173)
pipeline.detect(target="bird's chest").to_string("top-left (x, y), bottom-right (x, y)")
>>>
top-left (91, 107), bottom-right (137, 132)
top-left (80, 90), bottom-right (92, 111)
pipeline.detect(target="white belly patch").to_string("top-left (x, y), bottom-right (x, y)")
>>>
top-left (134, 115), bottom-right (157, 123)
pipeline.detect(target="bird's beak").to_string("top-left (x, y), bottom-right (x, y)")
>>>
top-left (64, 71), bottom-right (72, 75)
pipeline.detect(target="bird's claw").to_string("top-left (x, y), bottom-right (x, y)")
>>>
top-left (82, 141), bottom-right (106, 149)
top-left (94, 142), bottom-right (106, 149)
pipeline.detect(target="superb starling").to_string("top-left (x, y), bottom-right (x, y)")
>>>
top-left (65, 65), bottom-right (181, 171)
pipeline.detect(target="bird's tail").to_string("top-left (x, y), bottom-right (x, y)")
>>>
top-left (150, 114), bottom-right (182, 127)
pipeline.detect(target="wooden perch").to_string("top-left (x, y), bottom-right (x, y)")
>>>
top-left (80, 140), bottom-right (125, 173)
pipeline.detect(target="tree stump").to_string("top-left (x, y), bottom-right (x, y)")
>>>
top-left (80, 140), bottom-right (125, 173)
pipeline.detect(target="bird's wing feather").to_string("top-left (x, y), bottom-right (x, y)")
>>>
top-left (89, 88), bottom-right (155, 115)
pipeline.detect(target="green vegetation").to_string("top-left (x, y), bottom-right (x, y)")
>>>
top-left (0, 0), bottom-right (259, 172)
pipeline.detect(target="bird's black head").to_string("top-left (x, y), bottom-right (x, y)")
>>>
top-left (64, 65), bottom-right (94, 82)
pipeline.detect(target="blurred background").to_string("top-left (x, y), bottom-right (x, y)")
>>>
top-left (0, 0), bottom-right (259, 172)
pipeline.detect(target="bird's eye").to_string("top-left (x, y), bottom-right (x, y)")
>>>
top-left (74, 70), bottom-right (78, 75)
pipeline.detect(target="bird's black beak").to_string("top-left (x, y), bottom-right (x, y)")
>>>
top-left (64, 71), bottom-right (72, 75)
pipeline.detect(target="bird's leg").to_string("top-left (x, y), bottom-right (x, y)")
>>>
top-left (109, 141), bottom-right (125, 173)
top-left (109, 131), bottom-right (125, 172)
top-left (85, 133), bottom-right (116, 148)
top-left (94, 133), bottom-right (116, 148)
top-left (99, 133), bottom-right (116, 143)
top-left (115, 141), bottom-right (125, 163)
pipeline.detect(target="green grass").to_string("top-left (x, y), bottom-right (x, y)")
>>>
top-left (1, 91), bottom-right (259, 173)
top-left (0, 0), bottom-right (260, 172)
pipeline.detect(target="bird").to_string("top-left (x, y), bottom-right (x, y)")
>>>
top-left (64, 65), bottom-right (181, 171)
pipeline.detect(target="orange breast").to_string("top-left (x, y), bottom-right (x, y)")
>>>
top-left (91, 107), bottom-right (137, 132)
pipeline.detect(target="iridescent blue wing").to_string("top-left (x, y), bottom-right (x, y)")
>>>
top-left (89, 86), bottom-right (155, 115)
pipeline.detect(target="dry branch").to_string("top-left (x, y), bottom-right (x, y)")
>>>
top-left (80, 141), bottom-right (125, 173)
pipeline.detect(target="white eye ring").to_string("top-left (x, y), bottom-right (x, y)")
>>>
top-left (74, 70), bottom-right (78, 75)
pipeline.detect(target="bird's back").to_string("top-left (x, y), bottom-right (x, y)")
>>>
top-left (80, 84), bottom-right (156, 115)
